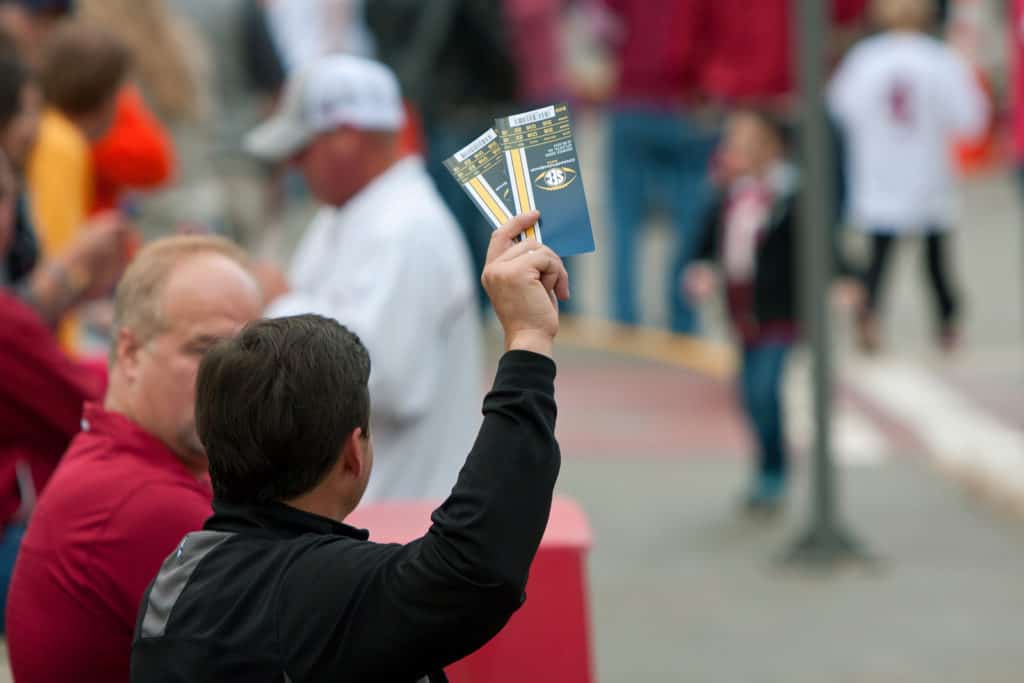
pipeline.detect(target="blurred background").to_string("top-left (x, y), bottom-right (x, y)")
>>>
top-left (2, 0), bottom-right (1024, 681)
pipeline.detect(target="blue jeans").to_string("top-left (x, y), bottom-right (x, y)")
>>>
top-left (739, 343), bottom-right (791, 479)
top-left (0, 521), bottom-right (26, 633)
top-left (608, 108), bottom-right (717, 332)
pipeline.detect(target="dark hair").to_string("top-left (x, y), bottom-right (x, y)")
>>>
top-left (196, 315), bottom-right (372, 506)
top-left (0, 53), bottom-right (27, 128)
top-left (736, 107), bottom-right (794, 153)
top-left (38, 20), bottom-right (129, 116)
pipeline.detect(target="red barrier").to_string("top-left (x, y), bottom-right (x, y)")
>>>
top-left (348, 496), bottom-right (594, 683)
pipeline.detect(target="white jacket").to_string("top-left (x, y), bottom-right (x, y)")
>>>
top-left (829, 33), bottom-right (987, 232)
top-left (267, 157), bottom-right (483, 503)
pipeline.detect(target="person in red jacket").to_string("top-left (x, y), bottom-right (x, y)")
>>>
top-left (0, 147), bottom-right (132, 632)
top-left (5, 234), bottom-right (263, 683)
top-left (89, 84), bottom-right (174, 215)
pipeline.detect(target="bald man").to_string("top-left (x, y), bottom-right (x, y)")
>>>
top-left (6, 235), bottom-right (263, 683)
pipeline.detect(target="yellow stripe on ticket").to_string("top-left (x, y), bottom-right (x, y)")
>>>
top-left (509, 150), bottom-right (539, 240)
top-left (467, 177), bottom-right (509, 225)
top-left (509, 149), bottom-right (532, 212)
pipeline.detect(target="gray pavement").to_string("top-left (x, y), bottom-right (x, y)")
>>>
top-left (557, 453), bottom-right (1024, 683)
top-left (549, 334), bottom-right (1024, 682)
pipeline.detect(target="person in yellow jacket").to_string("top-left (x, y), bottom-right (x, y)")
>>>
top-left (28, 20), bottom-right (130, 350)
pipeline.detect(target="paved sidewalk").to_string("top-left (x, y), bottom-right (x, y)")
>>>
top-left (552, 348), bottom-right (1024, 683)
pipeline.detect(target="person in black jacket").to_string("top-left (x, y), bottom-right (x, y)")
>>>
top-left (685, 110), bottom-right (804, 511)
top-left (131, 211), bottom-right (569, 683)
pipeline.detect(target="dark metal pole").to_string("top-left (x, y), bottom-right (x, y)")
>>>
top-left (802, 0), bottom-right (835, 531)
top-left (784, 0), bottom-right (871, 568)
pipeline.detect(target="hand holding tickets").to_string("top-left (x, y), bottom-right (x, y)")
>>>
top-left (483, 210), bottom-right (570, 358)
top-left (444, 103), bottom-right (596, 256)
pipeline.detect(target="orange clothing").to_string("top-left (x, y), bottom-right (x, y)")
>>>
top-left (399, 100), bottom-right (424, 157)
top-left (89, 85), bottom-right (174, 214)
top-left (27, 109), bottom-right (93, 350)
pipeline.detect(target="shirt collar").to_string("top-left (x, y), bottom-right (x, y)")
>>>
top-left (333, 156), bottom-right (420, 221)
top-left (729, 161), bottom-right (799, 198)
top-left (207, 499), bottom-right (370, 541)
top-left (80, 403), bottom-right (205, 482)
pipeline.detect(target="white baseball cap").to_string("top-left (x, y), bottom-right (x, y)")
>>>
top-left (245, 55), bottom-right (405, 162)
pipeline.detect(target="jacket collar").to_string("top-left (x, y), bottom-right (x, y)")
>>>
top-left (724, 161), bottom-right (799, 232)
top-left (728, 161), bottom-right (799, 200)
top-left (207, 499), bottom-right (370, 541)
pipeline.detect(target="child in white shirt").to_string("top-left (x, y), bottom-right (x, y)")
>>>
top-left (828, 0), bottom-right (987, 352)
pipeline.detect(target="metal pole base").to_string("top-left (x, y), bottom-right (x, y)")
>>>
top-left (783, 523), bottom-right (875, 570)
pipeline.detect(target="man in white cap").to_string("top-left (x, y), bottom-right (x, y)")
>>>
top-left (246, 54), bottom-right (482, 504)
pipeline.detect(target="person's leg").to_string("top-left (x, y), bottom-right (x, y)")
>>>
top-left (666, 115), bottom-right (718, 334)
top-left (863, 232), bottom-right (896, 314)
top-left (737, 345), bottom-right (756, 425)
top-left (0, 521), bottom-right (27, 633)
top-left (859, 232), bottom-right (896, 351)
top-left (924, 230), bottom-right (961, 348)
top-left (737, 344), bottom-right (759, 484)
top-left (608, 110), bottom-right (649, 326)
top-left (743, 343), bottom-right (791, 506)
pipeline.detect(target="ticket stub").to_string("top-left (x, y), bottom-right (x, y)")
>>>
top-left (443, 129), bottom-right (532, 239)
top-left (494, 103), bottom-right (595, 256)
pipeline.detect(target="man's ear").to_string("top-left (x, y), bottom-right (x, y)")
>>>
top-left (113, 327), bottom-right (142, 382)
top-left (340, 427), bottom-right (367, 480)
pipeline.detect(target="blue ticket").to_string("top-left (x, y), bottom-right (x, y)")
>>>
top-left (443, 128), bottom-right (539, 243)
top-left (493, 103), bottom-right (595, 256)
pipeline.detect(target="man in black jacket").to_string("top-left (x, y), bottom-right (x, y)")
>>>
top-left (131, 211), bottom-right (568, 682)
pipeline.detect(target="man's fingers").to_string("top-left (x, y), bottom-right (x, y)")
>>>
top-left (534, 247), bottom-right (569, 301)
top-left (493, 239), bottom-right (538, 264)
top-left (518, 247), bottom-right (570, 301)
top-left (485, 211), bottom-right (541, 264)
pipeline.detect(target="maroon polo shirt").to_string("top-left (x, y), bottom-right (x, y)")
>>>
top-left (0, 290), bottom-right (104, 528)
top-left (602, 0), bottom-right (710, 106)
top-left (701, 0), bottom-right (868, 104)
top-left (6, 403), bottom-right (213, 683)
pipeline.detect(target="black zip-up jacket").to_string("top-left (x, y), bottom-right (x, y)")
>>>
top-left (131, 351), bottom-right (560, 683)
top-left (695, 173), bottom-right (857, 328)
top-left (696, 188), bottom-right (800, 326)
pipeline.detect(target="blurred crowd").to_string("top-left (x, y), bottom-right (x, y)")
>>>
top-left (0, 0), bottom-right (1016, 679)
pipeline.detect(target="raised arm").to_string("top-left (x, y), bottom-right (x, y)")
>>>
top-left (280, 213), bottom-right (571, 680)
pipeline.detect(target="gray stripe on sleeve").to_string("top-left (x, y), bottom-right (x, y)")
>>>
top-left (140, 530), bottom-right (234, 639)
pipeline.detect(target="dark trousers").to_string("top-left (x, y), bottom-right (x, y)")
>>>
top-left (739, 343), bottom-right (791, 479)
top-left (863, 232), bottom-right (959, 326)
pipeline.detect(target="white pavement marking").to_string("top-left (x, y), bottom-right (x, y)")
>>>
top-left (847, 358), bottom-right (1024, 503)
top-left (785, 356), bottom-right (890, 467)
